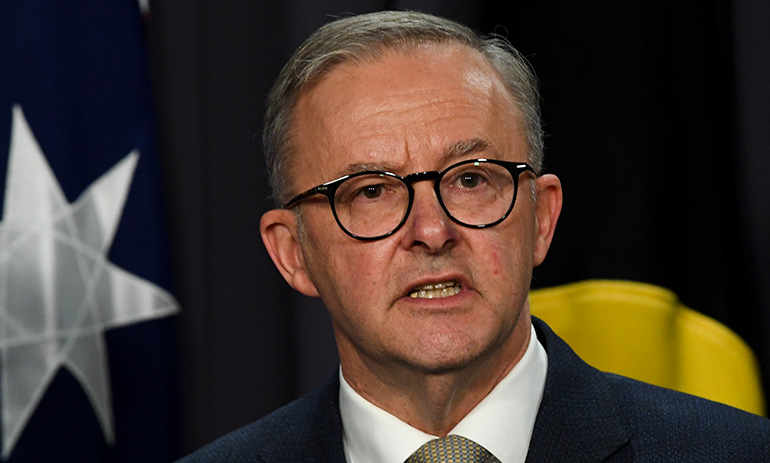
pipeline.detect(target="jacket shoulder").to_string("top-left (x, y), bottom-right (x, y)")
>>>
top-left (175, 374), bottom-right (344, 463)
top-left (607, 372), bottom-right (770, 460)
top-left (530, 317), bottom-right (770, 462)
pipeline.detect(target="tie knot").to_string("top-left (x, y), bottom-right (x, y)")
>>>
top-left (406, 435), bottom-right (492, 463)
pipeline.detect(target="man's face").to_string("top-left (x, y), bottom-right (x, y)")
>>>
top-left (262, 44), bottom-right (561, 380)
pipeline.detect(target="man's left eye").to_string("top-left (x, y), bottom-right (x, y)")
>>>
top-left (459, 173), bottom-right (482, 188)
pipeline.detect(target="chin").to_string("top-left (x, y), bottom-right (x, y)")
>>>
top-left (407, 335), bottom-right (488, 374)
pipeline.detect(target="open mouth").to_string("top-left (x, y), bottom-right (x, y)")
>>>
top-left (408, 281), bottom-right (461, 299)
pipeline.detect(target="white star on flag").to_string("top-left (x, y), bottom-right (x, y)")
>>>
top-left (0, 106), bottom-right (179, 458)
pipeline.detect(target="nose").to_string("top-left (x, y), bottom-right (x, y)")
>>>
top-left (398, 180), bottom-right (458, 252)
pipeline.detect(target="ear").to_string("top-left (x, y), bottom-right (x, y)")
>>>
top-left (532, 174), bottom-right (563, 267)
top-left (260, 209), bottom-right (320, 297)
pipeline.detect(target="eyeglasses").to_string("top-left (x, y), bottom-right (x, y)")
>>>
top-left (284, 158), bottom-right (535, 241)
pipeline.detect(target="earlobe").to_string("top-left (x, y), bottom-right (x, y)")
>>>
top-left (532, 174), bottom-right (563, 267)
top-left (260, 209), bottom-right (320, 297)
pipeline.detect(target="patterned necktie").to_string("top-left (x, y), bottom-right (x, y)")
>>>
top-left (405, 434), bottom-right (493, 463)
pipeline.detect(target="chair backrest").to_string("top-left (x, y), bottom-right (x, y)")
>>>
top-left (529, 280), bottom-right (765, 416)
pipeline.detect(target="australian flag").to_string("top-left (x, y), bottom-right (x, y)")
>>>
top-left (0, 1), bottom-right (179, 462)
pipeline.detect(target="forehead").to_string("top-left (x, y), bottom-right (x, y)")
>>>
top-left (289, 43), bottom-right (525, 186)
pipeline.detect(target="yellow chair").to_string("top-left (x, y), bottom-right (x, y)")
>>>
top-left (529, 280), bottom-right (765, 416)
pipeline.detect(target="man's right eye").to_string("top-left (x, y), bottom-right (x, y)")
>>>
top-left (360, 184), bottom-right (383, 199)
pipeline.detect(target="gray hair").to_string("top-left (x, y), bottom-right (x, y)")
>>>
top-left (263, 10), bottom-right (543, 206)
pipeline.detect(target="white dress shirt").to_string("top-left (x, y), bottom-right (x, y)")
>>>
top-left (339, 325), bottom-right (547, 463)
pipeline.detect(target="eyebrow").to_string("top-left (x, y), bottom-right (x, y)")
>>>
top-left (342, 162), bottom-right (399, 175)
top-left (444, 138), bottom-right (491, 159)
top-left (339, 138), bottom-right (495, 176)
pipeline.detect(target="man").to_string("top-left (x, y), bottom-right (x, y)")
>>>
top-left (179, 10), bottom-right (770, 462)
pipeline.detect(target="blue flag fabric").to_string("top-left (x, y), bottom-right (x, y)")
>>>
top-left (0, 1), bottom-right (180, 462)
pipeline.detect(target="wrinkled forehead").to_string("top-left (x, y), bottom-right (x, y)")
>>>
top-left (285, 44), bottom-right (526, 192)
top-left (285, 42), bottom-right (520, 165)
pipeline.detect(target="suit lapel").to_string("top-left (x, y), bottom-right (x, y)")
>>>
top-left (299, 373), bottom-right (347, 462)
top-left (307, 373), bottom-right (347, 462)
top-left (525, 318), bottom-right (633, 462)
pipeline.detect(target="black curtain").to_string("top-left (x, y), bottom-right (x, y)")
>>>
top-left (147, 0), bottom-right (770, 456)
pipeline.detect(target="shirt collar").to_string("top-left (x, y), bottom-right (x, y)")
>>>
top-left (339, 324), bottom-right (547, 463)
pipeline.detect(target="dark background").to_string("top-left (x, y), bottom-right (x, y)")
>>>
top-left (145, 0), bottom-right (770, 455)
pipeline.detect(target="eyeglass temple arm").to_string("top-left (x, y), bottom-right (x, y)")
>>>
top-left (283, 185), bottom-right (331, 209)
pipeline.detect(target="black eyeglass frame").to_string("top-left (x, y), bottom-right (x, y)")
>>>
top-left (283, 158), bottom-right (536, 241)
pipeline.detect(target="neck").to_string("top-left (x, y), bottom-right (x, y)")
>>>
top-left (338, 316), bottom-right (531, 436)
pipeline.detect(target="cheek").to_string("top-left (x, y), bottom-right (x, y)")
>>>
top-left (324, 241), bottom-right (392, 298)
top-left (489, 250), bottom-right (501, 275)
top-left (481, 228), bottom-right (534, 289)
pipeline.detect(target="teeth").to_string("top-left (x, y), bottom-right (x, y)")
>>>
top-left (409, 281), bottom-right (461, 299)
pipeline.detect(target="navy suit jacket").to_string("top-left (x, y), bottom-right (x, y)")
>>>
top-left (178, 318), bottom-right (770, 462)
